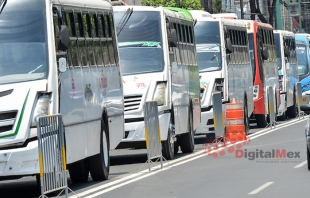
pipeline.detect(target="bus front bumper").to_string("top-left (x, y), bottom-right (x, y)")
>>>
top-left (121, 113), bottom-right (170, 143)
top-left (0, 139), bottom-right (39, 177)
top-left (195, 108), bottom-right (214, 135)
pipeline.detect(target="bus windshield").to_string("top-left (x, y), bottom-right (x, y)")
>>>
top-left (274, 33), bottom-right (282, 70)
top-left (296, 42), bottom-right (308, 76)
top-left (0, 0), bottom-right (48, 85)
top-left (248, 33), bottom-right (255, 75)
top-left (194, 21), bottom-right (222, 72)
top-left (114, 11), bottom-right (164, 75)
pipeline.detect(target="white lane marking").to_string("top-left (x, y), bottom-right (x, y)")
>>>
top-left (248, 182), bottom-right (274, 195)
top-left (294, 160), bottom-right (307, 168)
top-left (70, 118), bottom-right (306, 198)
top-left (248, 118), bottom-right (307, 138)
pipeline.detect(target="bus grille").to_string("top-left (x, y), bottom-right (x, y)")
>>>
top-left (124, 95), bottom-right (142, 112)
top-left (0, 111), bottom-right (18, 133)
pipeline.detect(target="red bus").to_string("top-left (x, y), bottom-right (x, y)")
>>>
top-left (244, 20), bottom-right (280, 127)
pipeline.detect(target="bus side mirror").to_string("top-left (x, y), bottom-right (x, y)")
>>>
top-left (262, 47), bottom-right (268, 60)
top-left (226, 38), bottom-right (233, 54)
top-left (284, 46), bottom-right (290, 57)
top-left (169, 28), bottom-right (178, 48)
top-left (56, 25), bottom-right (70, 51)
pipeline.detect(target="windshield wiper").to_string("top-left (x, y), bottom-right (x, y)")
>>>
top-left (28, 65), bottom-right (43, 74)
top-left (0, 0), bottom-right (7, 14)
top-left (116, 8), bottom-right (133, 36)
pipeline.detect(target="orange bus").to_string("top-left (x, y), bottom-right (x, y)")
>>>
top-left (244, 20), bottom-right (280, 127)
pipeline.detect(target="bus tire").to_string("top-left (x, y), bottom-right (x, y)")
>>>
top-left (287, 91), bottom-right (297, 118)
top-left (179, 105), bottom-right (194, 153)
top-left (67, 159), bottom-right (89, 183)
top-left (162, 126), bottom-right (174, 160)
top-left (88, 119), bottom-right (109, 181)
top-left (256, 114), bottom-right (267, 128)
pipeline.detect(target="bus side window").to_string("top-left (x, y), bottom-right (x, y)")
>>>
top-left (106, 14), bottom-right (116, 66)
top-left (174, 23), bottom-right (181, 64)
top-left (229, 29), bottom-right (234, 64)
top-left (184, 25), bottom-right (191, 65)
top-left (67, 11), bottom-right (79, 67)
top-left (99, 14), bottom-right (110, 66)
top-left (189, 26), bottom-right (196, 65)
top-left (90, 13), bottom-right (103, 67)
top-left (242, 31), bottom-right (247, 63)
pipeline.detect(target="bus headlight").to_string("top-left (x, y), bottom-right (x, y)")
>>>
top-left (153, 82), bottom-right (166, 106)
top-left (31, 94), bottom-right (50, 127)
top-left (253, 85), bottom-right (259, 100)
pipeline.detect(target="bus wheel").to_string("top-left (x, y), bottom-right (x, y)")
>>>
top-left (88, 120), bottom-right (109, 181)
top-left (287, 92), bottom-right (297, 118)
top-left (67, 159), bottom-right (89, 183)
top-left (162, 124), bottom-right (175, 160)
top-left (179, 106), bottom-right (194, 153)
top-left (256, 114), bottom-right (267, 128)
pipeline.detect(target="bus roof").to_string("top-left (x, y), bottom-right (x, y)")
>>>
top-left (113, 6), bottom-right (194, 22)
top-left (295, 34), bottom-right (310, 43)
top-left (189, 10), bottom-right (212, 20)
top-left (242, 20), bottom-right (273, 33)
top-left (212, 13), bottom-right (238, 19)
top-left (164, 7), bottom-right (192, 18)
top-left (54, 0), bottom-right (112, 9)
top-left (221, 19), bottom-right (247, 28)
top-left (273, 29), bottom-right (294, 37)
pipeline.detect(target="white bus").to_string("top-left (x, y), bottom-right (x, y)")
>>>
top-left (212, 13), bottom-right (238, 19)
top-left (113, 6), bottom-right (201, 160)
top-left (0, 0), bottom-right (124, 183)
top-left (274, 30), bottom-right (299, 118)
top-left (190, 11), bottom-right (253, 136)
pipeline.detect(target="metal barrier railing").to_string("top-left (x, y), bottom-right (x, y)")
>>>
top-left (212, 92), bottom-right (225, 137)
top-left (296, 82), bottom-right (305, 119)
top-left (267, 86), bottom-right (276, 128)
top-left (143, 101), bottom-right (165, 171)
top-left (37, 114), bottom-right (76, 198)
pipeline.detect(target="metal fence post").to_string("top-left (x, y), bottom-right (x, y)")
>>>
top-left (212, 92), bottom-right (225, 137)
top-left (37, 114), bottom-right (78, 198)
top-left (296, 82), bottom-right (304, 119)
top-left (268, 86), bottom-right (276, 128)
top-left (143, 101), bottom-right (165, 172)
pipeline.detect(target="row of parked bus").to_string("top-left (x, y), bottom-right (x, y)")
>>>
top-left (0, 0), bottom-right (308, 185)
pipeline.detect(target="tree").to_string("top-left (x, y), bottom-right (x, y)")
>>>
top-left (213, 0), bottom-right (223, 13)
top-left (141, 0), bottom-right (203, 10)
top-left (249, 0), bottom-right (276, 26)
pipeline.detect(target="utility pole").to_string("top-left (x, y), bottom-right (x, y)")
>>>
top-left (240, 0), bottom-right (244, 19)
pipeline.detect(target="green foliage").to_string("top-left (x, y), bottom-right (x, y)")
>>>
top-left (213, 0), bottom-right (223, 13)
top-left (141, 0), bottom-right (203, 10)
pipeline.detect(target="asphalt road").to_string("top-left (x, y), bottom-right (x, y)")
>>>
top-left (1, 117), bottom-right (309, 198)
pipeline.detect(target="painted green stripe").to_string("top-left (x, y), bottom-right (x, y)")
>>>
top-left (0, 89), bottom-right (30, 138)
